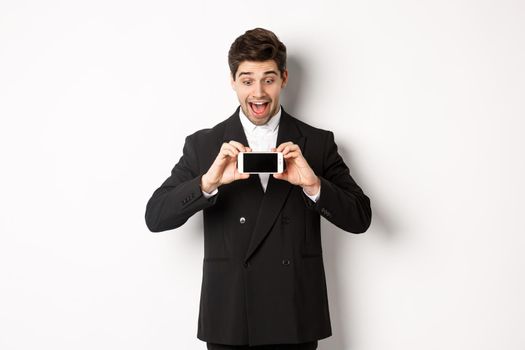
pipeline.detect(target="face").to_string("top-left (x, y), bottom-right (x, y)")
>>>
top-left (230, 60), bottom-right (288, 125)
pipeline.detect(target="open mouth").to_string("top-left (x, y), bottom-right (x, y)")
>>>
top-left (249, 102), bottom-right (270, 116)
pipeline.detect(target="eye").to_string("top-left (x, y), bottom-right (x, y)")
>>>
top-left (242, 80), bottom-right (252, 86)
top-left (265, 79), bottom-right (274, 84)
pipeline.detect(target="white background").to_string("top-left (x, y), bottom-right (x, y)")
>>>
top-left (1, 1), bottom-right (524, 349)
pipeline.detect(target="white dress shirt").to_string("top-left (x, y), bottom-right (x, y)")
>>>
top-left (202, 105), bottom-right (320, 202)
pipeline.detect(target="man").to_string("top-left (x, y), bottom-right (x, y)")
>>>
top-left (145, 28), bottom-right (372, 349)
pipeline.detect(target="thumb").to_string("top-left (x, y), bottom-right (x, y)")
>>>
top-left (236, 171), bottom-right (250, 180)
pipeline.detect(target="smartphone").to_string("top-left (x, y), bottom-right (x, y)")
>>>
top-left (237, 152), bottom-right (285, 174)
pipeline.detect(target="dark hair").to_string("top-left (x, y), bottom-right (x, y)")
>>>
top-left (228, 28), bottom-right (287, 81)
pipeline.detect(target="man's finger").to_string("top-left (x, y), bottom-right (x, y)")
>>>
top-left (234, 169), bottom-right (250, 180)
top-left (228, 140), bottom-right (248, 152)
top-left (221, 144), bottom-right (240, 156)
top-left (284, 151), bottom-right (300, 158)
top-left (219, 147), bottom-right (238, 160)
top-left (222, 149), bottom-right (236, 158)
top-left (273, 172), bottom-right (287, 181)
top-left (282, 145), bottom-right (293, 155)
top-left (276, 141), bottom-right (293, 152)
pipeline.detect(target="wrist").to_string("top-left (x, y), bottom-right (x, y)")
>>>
top-left (302, 176), bottom-right (320, 196)
top-left (201, 173), bottom-right (219, 193)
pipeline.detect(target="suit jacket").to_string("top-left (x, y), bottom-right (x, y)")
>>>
top-left (145, 106), bottom-right (372, 346)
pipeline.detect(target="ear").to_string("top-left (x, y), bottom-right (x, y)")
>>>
top-left (281, 69), bottom-right (289, 88)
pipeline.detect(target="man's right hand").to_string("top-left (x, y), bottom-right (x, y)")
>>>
top-left (200, 141), bottom-right (251, 193)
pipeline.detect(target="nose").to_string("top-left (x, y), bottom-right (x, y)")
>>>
top-left (252, 81), bottom-right (266, 99)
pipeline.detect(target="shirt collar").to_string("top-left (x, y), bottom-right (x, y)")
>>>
top-left (239, 105), bottom-right (282, 133)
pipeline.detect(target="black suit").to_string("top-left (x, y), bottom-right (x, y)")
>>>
top-left (145, 106), bottom-right (372, 346)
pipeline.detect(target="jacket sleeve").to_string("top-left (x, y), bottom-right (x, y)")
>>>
top-left (301, 131), bottom-right (372, 233)
top-left (145, 134), bottom-right (218, 232)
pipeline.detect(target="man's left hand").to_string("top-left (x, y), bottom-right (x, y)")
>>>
top-left (272, 142), bottom-right (320, 196)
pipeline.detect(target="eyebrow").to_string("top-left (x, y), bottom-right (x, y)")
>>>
top-left (238, 70), bottom-right (278, 78)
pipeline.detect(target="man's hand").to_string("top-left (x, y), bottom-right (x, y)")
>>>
top-left (201, 141), bottom-right (251, 193)
top-left (272, 142), bottom-right (320, 195)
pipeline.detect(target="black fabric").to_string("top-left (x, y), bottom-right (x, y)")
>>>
top-left (207, 340), bottom-right (318, 350)
top-left (145, 106), bottom-right (372, 345)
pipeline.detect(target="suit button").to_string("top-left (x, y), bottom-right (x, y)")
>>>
top-left (239, 217), bottom-right (246, 224)
top-left (243, 262), bottom-right (250, 268)
top-left (282, 259), bottom-right (291, 266)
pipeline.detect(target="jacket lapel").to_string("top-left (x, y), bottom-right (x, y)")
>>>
top-left (222, 106), bottom-right (250, 147)
top-left (243, 107), bottom-right (305, 264)
top-left (221, 107), bottom-right (263, 191)
top-left (220, 106), bottom-right (306, 263)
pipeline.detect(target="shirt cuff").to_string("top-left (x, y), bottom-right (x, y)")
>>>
top-left (202, 188), bottom-right (218, 198)
top-left (303, 184), bottom-right (321, 203)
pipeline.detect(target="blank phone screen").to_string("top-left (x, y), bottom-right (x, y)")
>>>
top-left (243, 153), bottom-right (278, 172)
